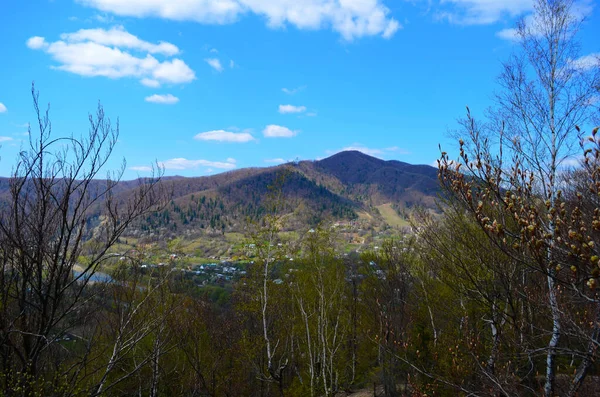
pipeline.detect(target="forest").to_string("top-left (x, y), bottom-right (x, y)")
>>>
top-left (1, 0), bottom-right (599, 396)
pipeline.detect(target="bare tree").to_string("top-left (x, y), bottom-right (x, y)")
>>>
top-left (292, 227), bottom-right (348, 397)
top-left (438, 0), bottom-right (599, 395)
top-left (89, 262), bottom-right (176, 396)
top-left (495, 1), bottom-right (599, 392)
top-left (0, 85), bottom-right (166, 395)
top-left (244, 169), bottom-right (294, 396)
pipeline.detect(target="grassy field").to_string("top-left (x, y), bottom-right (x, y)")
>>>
top-left (376, 203), bottom-right (410, 228)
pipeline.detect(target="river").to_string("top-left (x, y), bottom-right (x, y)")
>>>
top-left (72, 269), bottom-right (113, 283)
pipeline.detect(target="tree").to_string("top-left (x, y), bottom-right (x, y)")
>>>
top-left (438, 0), bottom-right (599, 394)
top-left (359, 239), bottom-right (414, 397)
top-left (240, 168), bottom-right (296, 396)
top-left (415, 201), bottom-right (543, 395)
top-left (291, 227), bottom-right (349, 397)
top-left (0, 85), bottom-right (166, 395)
top-left (88, 261), bottom-right (177, 396)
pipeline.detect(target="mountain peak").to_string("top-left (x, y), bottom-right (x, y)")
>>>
top-left (321, 150), bottom-right (384, 163)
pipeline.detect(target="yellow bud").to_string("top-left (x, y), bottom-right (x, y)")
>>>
top-left (587, 279), bottom-right (596, 289)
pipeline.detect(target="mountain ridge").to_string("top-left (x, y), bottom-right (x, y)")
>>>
top-left (0, 151), bottom-right (442, 236)
top-left (132, 150), bottom-right (441, 236)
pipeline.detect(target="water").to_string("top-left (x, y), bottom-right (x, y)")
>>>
top-left (73, 269), bottom-right (113, 283)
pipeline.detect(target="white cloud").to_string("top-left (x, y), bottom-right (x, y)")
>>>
top-left (0, 136), bottom-right (14, 142)
top-left (0, 103), bottom-right (6, 113)
top-left (572, 53), bottom-right (600, 71)
top-left (263, 124), bottom-right (297, 138)
top-left (27, 27), bottom-right (195, 86)
top-left (496, 28), bottom-right (518, 41)
top-left (150, 59), bottom-right (196, 83)
top-left (77, 0), bottom-right (401, 40)
top-left (264, 158), bottom-right (286, 164)
top-left (61, 25), bottom-right (179, 55)
top-left (278, 104), bottom-right (306, 114)
top-left (26, 36), bottom-right (48, 50)
top-left (279, 105), bottom-right (306, 114)
top-left (282, 85), bottom-right (306, 95)
top-left (205, 58), bottom-right (224, 72)
top-left (131, 158), bottom-right (236, 172)
top-left (560, 156), bottom-right (583, 168)
top-left (130, 165), bottom-right (153, 172)
top-left (495, 13), bottom-right (539, 41)
top-left (229, 59), bottom-right (235, 68)
top-left (145, 94), bottom-right (180, 104)
top-left (341, 145), bottom-right (385, 156)
top-left (194, 129), bottom-right (255, 142)
top-left (226, 157), bottom-right (236, 163)
top-left (226, 126), bottom-right (254, 134)
top-left (495, 2), bottom-right (592, 38)
top-left (382, 19), bottom-right (400, 39)
top-left (436, 0), bottom-right (532, 25)
top-left (159, 158), bottom-right (237, 170)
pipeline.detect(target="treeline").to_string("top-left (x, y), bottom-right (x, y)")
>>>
top-left (141, 196), bottom-right (232, 233)
top-left (135, 170), bottom-right (358, 236)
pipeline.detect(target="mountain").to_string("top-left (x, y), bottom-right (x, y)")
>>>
top-left (127, 151), bottom-right (441, 237)
top-left (308, 150), bottom-right (439, 207)
top-left (0, 151), bottom-right (442, 237)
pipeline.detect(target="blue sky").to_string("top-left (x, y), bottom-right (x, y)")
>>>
top-left (0, 0), bottom-right (598, 178)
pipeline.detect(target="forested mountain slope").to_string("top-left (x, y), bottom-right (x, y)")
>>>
top-left (0, 151), bottom-right (441, 236)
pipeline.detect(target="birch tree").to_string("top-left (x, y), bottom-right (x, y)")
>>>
top-left (292, 227), bottom-right (348, 397)
top-left (439, 0), bottom-right (599, 394)
top-left (243, 169), bottom-right (295, 396)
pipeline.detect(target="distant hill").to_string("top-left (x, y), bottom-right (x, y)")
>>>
top-left (308, 150), bottom-right (439, 206)
top-left (129, 151), bottom-right (441, 236)
top-left (0, 151), bottom-right (442, 237)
